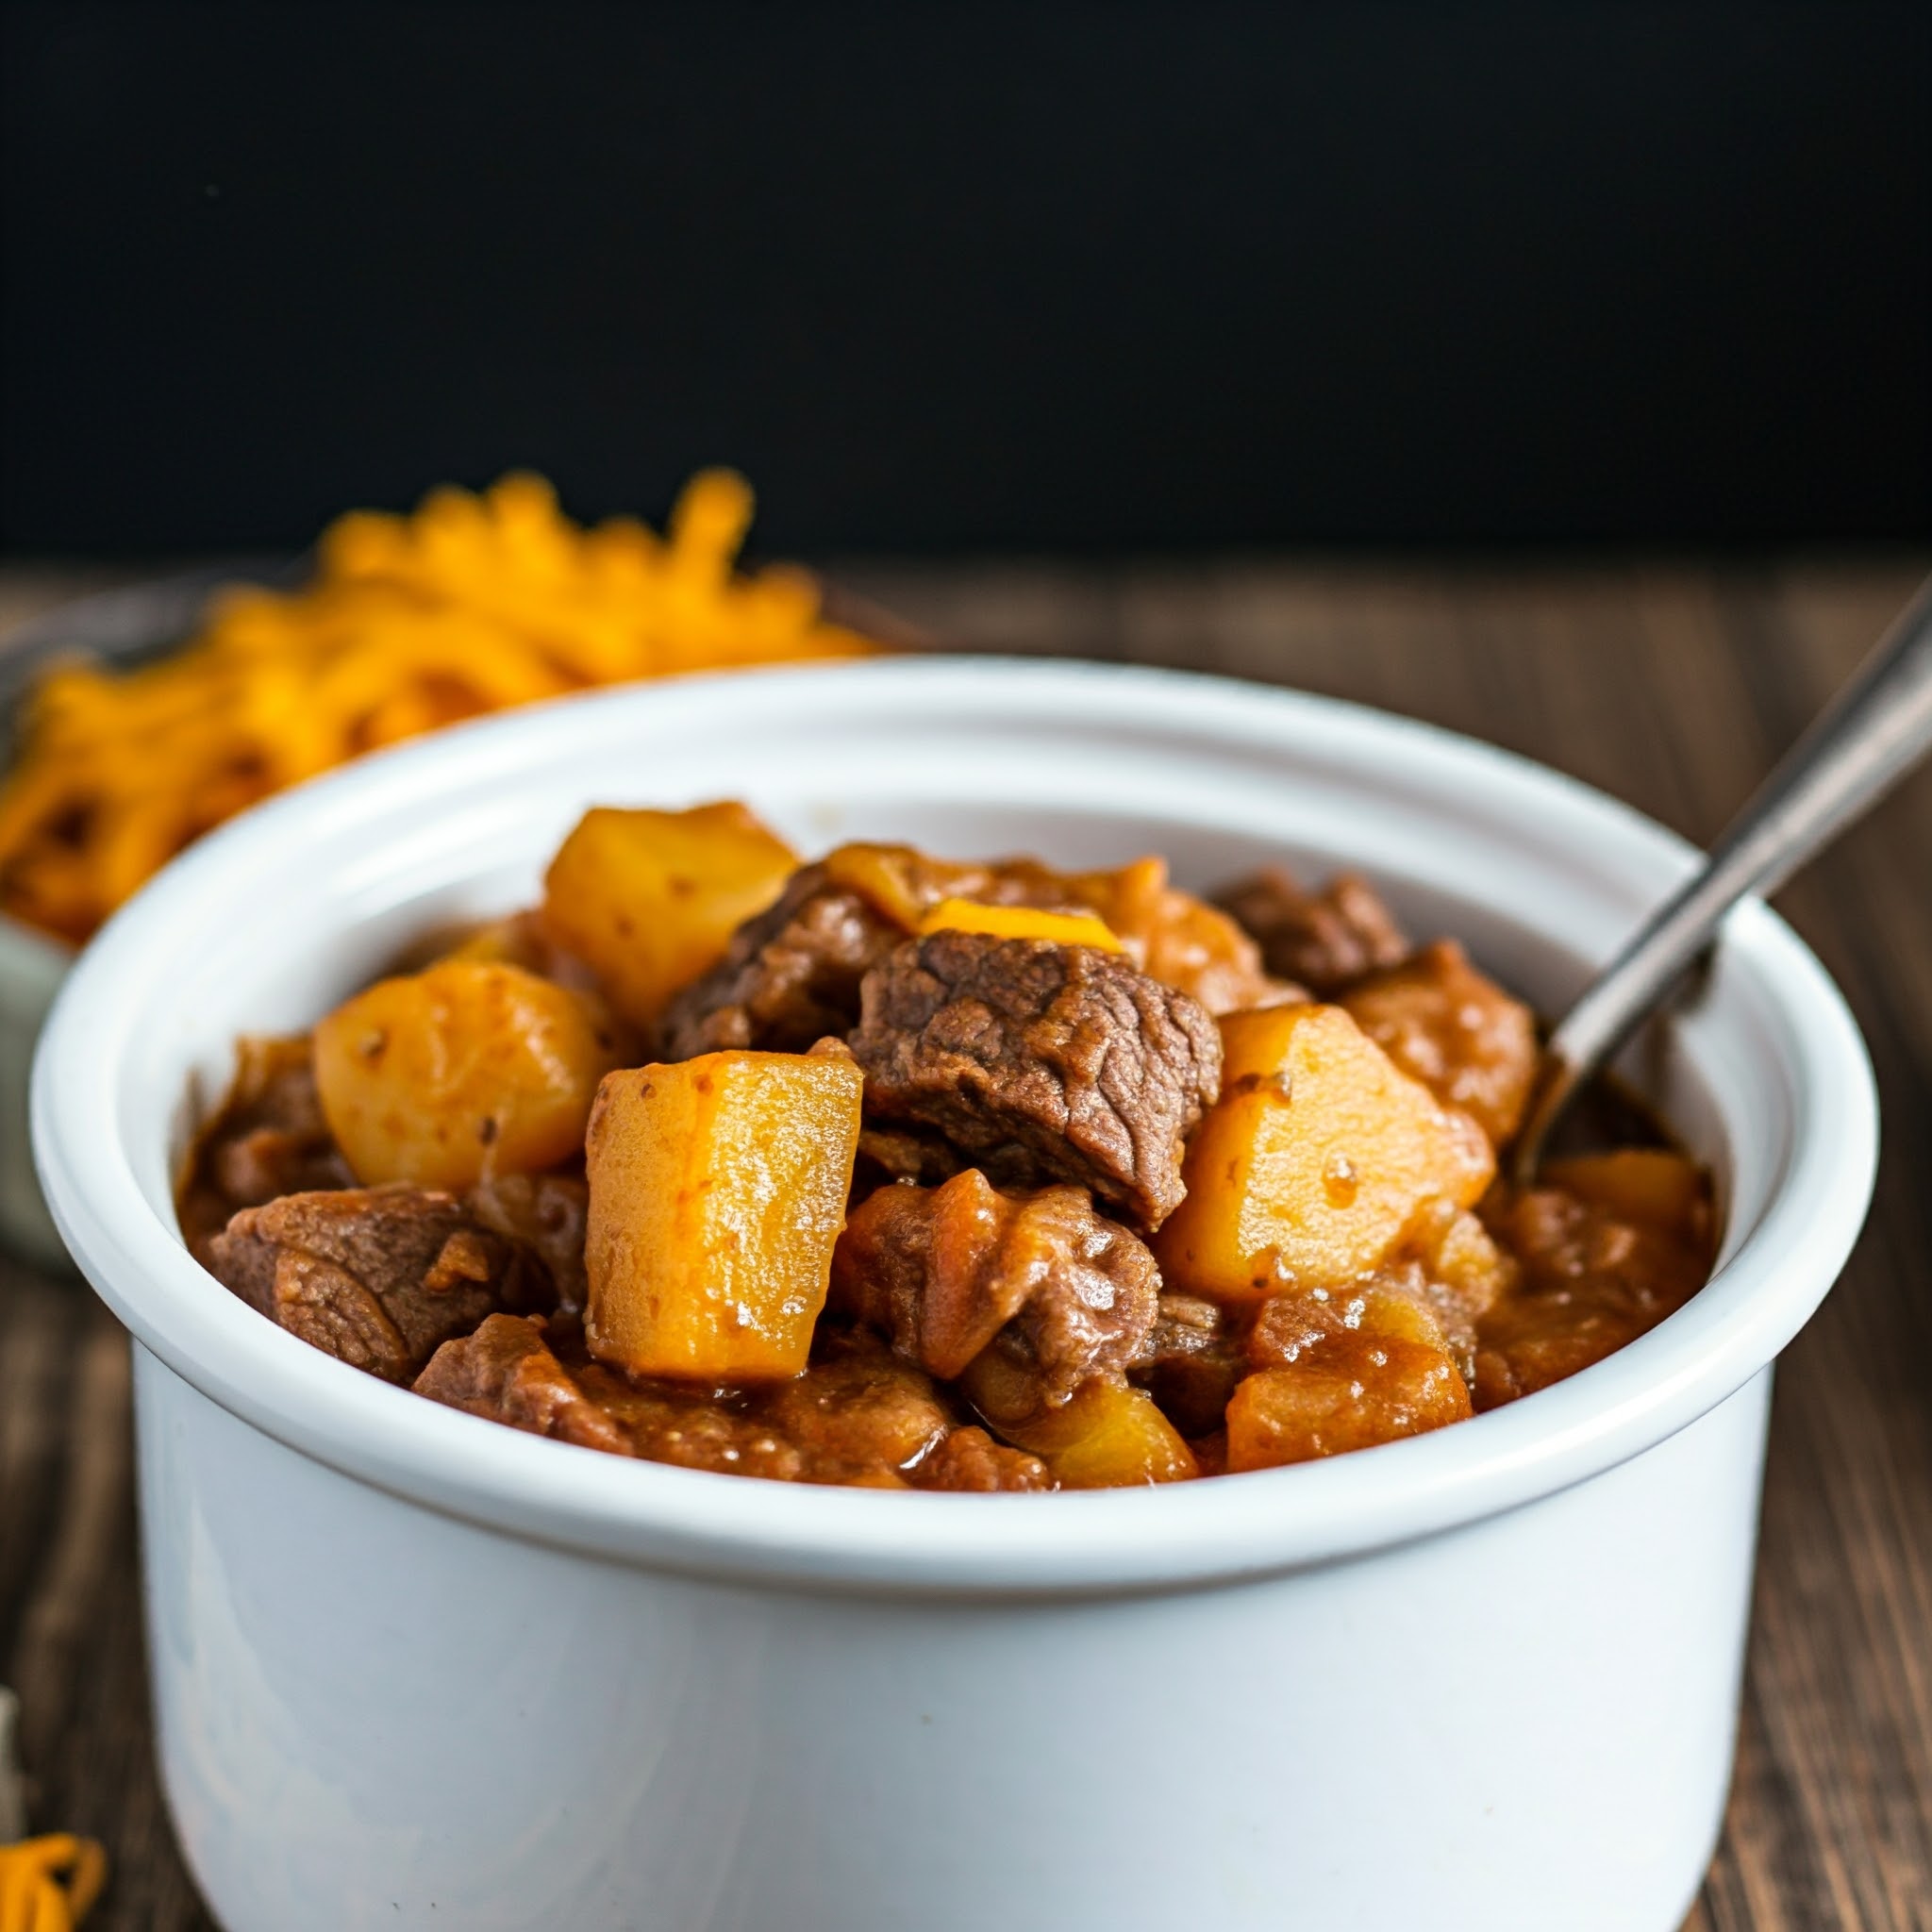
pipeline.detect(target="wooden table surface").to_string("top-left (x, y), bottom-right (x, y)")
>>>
top-left (2, 556), bottom-right (1929, 1930)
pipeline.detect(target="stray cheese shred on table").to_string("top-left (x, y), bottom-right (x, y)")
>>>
top-left (0, 1836), bottom-right (106, 1932)
top-left (0, 471), bottom-right (879, 944)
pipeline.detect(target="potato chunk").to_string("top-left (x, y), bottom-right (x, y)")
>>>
top-left (1541, 1148), bottom-right (1710, 1244)
top-left (313, 961), bottom-right (621, 1190)
top-left (1225, 1334), bottom-right (1472, 1472)
top-left (1024, 1380), bottom-right (1199, 1488)
top-left (960, 1349), bottom-right (1197, 1488)
top-left (1154, 1003), bottom-right (1493, 1307)
top-left (540, 802), bottom-right (798, 1027)
top-left (584, 1051), bottom-right (862, 1380)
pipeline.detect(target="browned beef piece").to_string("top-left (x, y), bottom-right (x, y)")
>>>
top-left (658, 841), bottom-right (1150, 1063)
top-left (832, 1170), bottom-right (1161, 1407)
top-left (419, 1318), bottom-right (982, 1486)
top-left (659, 861), bottom-right (902, 1058)
top-left (855, 1121), bottom-right (965, 1188)
top-left (1128, 1292), bottom-right (1245, 1438)
top-left (757, 1332), bottom-right (957, 1483)
top-left (569, 1362), bottom-right (810, 1480)
top-left (464, 1172), bottom-right (591, 1313)
top-left (913, 1425), bottom-right (1053, 1492)
top-left (847, 931), bottom-right (1221, 1230)
top-left (1213, 867), bottom-right (1407, 996)
top-left (176, 1035), bottom-right (355, 1264)
top-left (207, 1185), bottom-right (555, 1384)
top-left (415, 1312), bottom-right (807, 1473)
top-left (414, 1313), bottom-right (633, 1454)
top-left (1340, 939), bottom-right (1540, 1146)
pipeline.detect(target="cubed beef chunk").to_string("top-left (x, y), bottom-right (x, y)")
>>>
top-left (207, 1184), bottom-right (555, 1383)
top-left (847, 931), bottom-right (1221, 1230)
top-left (414, 1313), bottom-right (633, 1454)
top-left (421, 1318), bottom-right (966, 1486)
top-left (1213, 867), bottom-right (1407, 996)
top-left (833, 1170), bottom-right (1162, 1406)
top-left (1341, 939), bottom-right (1540, 1146)
top-left (757, 1332), bottom-right (956, 1483)
top-left (663, 841), bottom-right (1297, 1061)
top-left (912, 1425), bottom-right (1053, 1492)
top-left (422, 1313), bottom-right (808, 1475)
top-left (658, 843), bottom-right (1085, 1061)
top-left (855, 1122), bottom-right (965, 1188)
top-left (1127, 1292), bottom-right (1245, 1438)
top-left (568, 1362), bottom-right (811, 1480)
top-left (464, 1171), bottom-right (591, 1313)
top-left (660, 860), bottom-right (902, 1058)
top-left (177, 1034), bottom-right (354, 1263)
top-left (574, 1324), bottom-right (952, 1485)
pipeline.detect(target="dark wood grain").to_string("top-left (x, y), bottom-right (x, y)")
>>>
top-left (3, 558), bottom-right (1928, 1930)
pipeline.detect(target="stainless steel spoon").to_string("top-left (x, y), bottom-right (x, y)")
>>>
top-left (1511, 572), bottom-right (1932, 1186)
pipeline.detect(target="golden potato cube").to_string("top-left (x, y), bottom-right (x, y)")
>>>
top-left (313, 960), bottom-right (621, 1190)
top-left (959, 1350), bottom-right (1197, 1488)
top-left (1542, 1148), bottom-right (1710, 1243)
top-left (1019, 1380), bottom-right (1199, 1488)
top-left (1225, 1334), bottom-right (1473, 1472)
top-left (584, 1051), bottom-right (862, 1381)
top-left (1155, 1003), bottom-right (1493, 1307)
top-left (540, 802), bottom-right (797, 1027)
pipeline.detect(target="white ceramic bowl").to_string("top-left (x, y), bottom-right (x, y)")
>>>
top-left (33, 659), bottom-right (1876, 1932)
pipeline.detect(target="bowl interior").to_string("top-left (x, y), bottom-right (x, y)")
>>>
top-left (37, 659), bottom-right (1874, 1595)
top-left (163, 706), bottom-right (1739, 1248)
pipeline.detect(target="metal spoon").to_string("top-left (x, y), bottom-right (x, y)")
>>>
top-left (1511, 572), bottom-right (1932, 1187)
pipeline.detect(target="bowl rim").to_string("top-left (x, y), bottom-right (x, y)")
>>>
top-left (31, 657), bottom-right (1878, 1599)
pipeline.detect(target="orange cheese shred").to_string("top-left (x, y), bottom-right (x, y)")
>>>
top-left (916, 898), bottom-right (1125, 952)
top-left (0, 471), bottom-right (880, 943)
top-left (0, 1835), bottom-right (106, 1931)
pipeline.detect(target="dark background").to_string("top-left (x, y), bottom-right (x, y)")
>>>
top-left (2, 0), bottom-right (1927, 558)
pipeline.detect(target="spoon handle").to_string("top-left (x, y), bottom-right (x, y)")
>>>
top-left (1512, 572), bottom-right (1932, 1184)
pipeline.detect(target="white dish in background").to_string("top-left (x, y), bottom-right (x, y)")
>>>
top-left (0, 564), bottom-right (293, 1269)
top-left (32, 658), bottom-right (1876, 1931)
top-left (0, 911), bottom-right (71, 1268)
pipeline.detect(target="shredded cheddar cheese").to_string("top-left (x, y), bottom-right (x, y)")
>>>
top-left (916, 897), bottom-right (1125, 952)
top-left (0, 1836), bottom-right (105, 1931)
top-left (0, 470), bottom-right (879, 942)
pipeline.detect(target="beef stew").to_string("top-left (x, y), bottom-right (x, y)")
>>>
top-left (181, 802), bottom-right (1716, 1490)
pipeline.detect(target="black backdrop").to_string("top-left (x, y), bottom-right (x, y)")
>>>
top-left (2, 1), bottom-right (1927, 556)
